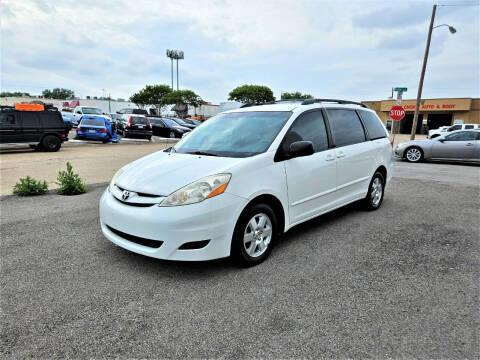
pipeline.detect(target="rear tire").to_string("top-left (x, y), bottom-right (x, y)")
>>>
top-left (41, 135), bottom-right (61, 152)
top-left (363, 172), bottom-right (385, 211)
top-left (404, 146), bottom-right (423, 162)
top-left (169, 131), bottom-right (176, 138)
top-left (231, 203), bottom-right (277, 267)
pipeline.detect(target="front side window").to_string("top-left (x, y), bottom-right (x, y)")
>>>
top-left (448, 125), bottom-right (461, 131)
top-left (445, 131), bottom-right (477, 141)
top-left (327, 109), bottom-right (366, 147)
top-left (280, 110), bottom-right (328, 154)
top-left (359, 110), bottom-right (387, 140)
top-left (174, 111), bottom-right (292, 158)
top-left (464, 125), bottom-right (474, 129)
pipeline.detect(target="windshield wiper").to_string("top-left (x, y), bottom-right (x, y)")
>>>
top-left (186, 151), bottom-right (218, 157)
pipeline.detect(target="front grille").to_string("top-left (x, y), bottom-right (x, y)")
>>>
top-left (106, 225), bottom-right (163, 248)
top-left (113, 196), bottom-right (155, 207)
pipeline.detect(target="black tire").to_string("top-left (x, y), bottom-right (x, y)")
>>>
top-left (41, 135), bottom-right (61, 152)
top-left (147, 136), bottom-right (152, 141)
top-left (169, 131), bottom-right (176, 138)
top-left (404, 146), bottom-right (423, 163)
top-left (231, 203), bottom-right (277, 267)
top-left (363, 172), bottom-right (385, 211)
top-left (102, 139), bottom-right (109, 144)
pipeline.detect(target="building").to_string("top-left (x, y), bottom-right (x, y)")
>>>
top-left (363, 98), bottom-right (480, 134)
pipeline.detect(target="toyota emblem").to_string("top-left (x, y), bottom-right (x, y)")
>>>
top-left (122, 190), bottom-right (130, 201)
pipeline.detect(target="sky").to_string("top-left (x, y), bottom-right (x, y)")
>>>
top-left (1, 0), bottom-right (479, 103)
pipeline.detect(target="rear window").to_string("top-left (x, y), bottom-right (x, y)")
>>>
top-left (131, 116), bottom-right (148, 124)
top-left (359, 110), bottom-right (387, 139)
top-left (81, 119), bottom-right (105, 126)
top-left (132, 109), bottom-right (148, 115)
top-left (326, 109), bottom-right (366, 147)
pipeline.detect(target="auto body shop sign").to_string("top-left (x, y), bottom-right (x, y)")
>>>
top-left (380, 98), bottom-right (472, 112)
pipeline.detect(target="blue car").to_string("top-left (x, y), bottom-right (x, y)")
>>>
top-left (76, 116), bottom-right (119, 143)
top-left (62, 116), bottom-right (73, 130)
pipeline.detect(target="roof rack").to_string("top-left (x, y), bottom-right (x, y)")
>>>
top-left (301, 98), bottom-right (369, 108)
top-left (239, 99), bottom-right (305, 108)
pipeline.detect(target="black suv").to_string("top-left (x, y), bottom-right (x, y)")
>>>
top-left (0, 106), bottom-right (69, 151)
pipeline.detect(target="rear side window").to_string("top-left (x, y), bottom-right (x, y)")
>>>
top-left (0, 113), bottom-right (16, 126)
top-left (20, 113), bottom-right (40, 128)
top-left (132, 109), bottom-right (148, 115)
top-left (326, 109), bottom-right (366, 147)
top-left (359, 111), bottom-right (387, 140)
top-left (40, 113), bottom-right (64, 127)
top-left (131, 116), bottom-right (148, 125)
top-left (464, 125), bottom-right (474, 129)
top-left (282, 110), bottom-right (329, 153)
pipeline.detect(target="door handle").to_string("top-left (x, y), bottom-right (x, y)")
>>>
top-left (325, 154), bottom-right (335, 161)
top-left (336, 152), bottom-right (346, 158)
top-left (466, 143), bottom-right (474, 146)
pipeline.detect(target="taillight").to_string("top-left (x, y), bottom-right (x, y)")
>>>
top-left (127, 117), bottom-right (132, 128)
top-left (77, 127), bottom-right (84, 131)
top-left (389, 136), bottom-right (394, 147)
top-left (147, 118), bottom-right (152, 129)
top-left (99, 128), bottom-right (107, 133)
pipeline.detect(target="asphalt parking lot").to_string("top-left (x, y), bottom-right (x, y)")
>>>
top-left (1, 161), bottom-right (479, 358)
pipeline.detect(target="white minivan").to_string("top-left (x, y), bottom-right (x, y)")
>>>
top-left (100, 99), bottom-right (393, 266)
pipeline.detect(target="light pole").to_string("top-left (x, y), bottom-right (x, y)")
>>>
top-left (410, 4), bottom-right (456, 140)
top-left (166, 50), bottom-right (184, 90)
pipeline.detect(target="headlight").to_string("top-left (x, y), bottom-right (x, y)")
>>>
top-left (108, 168), bottom-right (125, 192)
top-left (159, 174), bottom-right (231, 207)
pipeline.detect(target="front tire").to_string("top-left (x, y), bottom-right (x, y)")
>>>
top-left (404, 146), bottom-right (423, 162)
top-left (231, 203), bottom-right (277, 267)
top-left (363, 172), bottom-right (385, 211)
top-left (41, 135), bottom-right (61, 152)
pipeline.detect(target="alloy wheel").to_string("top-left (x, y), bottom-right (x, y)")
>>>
top-left (371, 177), bottom-right (383, 207)
top-left (406, 147), bottom-right (422, 162)
top-left (243, 213), bottom-right (273, 258)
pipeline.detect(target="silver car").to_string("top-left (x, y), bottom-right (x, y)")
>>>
top-left (395, 130), bottom-right (480, 163)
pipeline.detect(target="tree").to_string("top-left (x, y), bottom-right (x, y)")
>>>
top-left (228, 84), bottom-right (275, 104)
top-left (0, 91), bottom-right (31, 97)
top-left (160, 90), bottom-right (203, 108)
top-left (42, 88), bottom-right (75, 99)
top-left (281, 91), bottom-right (313, 100)
top-left (129, 84), bottom-right (172, 111)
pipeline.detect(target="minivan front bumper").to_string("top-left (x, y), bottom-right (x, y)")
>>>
top-left (99, 188), bottom-right (247, 261)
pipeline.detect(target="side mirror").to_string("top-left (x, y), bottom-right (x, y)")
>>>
top-left (288, 141), bottom-right (314, 159)
top-left (439, 138), bottom-right (445, 142)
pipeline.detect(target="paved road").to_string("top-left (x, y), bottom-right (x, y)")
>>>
top-left (1, 162), bottom-right (478, 358)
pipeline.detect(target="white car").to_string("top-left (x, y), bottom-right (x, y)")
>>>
top-left (100, 99), bottom-right (393, 266)
top-left (429, 124), bottom-right (480, 139)
top-left (71, 106), bottom-right (111, 126)
top-left (428, 126), bottom-right (450, 139)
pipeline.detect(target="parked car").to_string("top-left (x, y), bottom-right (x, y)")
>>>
top-left (183, 118), bottom-right (202, 126)
top-left (428, 126), bottom-right (450, 139)
top-left (76, 116), bottom-right (119, 143)
top-left (395, 129), bottom-right (480, 163)
top-left (109, 113), bottom-right (123, 131)
top-left (100, 99), bottom-right (393, 266)
top-left (170, 117), bottom-right (197, 129)
top-left (116, 115), bottom-right (152, 140)
top-left (71, 106), bottom-right (111, 126)
top-left (62, 116), bottom-right (73, 130)
top-left (150, 117), bottom-right (191, 138)
top-left (0, 105), bottom-right (69, 151)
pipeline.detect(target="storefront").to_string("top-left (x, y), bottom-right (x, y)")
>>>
top-left (362, 98), bottom-right (480, 134)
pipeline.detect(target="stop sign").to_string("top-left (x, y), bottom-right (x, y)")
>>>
top-left (389, 106), bottom-right (405, 121)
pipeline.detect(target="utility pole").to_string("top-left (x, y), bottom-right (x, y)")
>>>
top-left (411, 4), bottom-right (436, 140)
top-left (166, 50), bottom-right (184, 91)
top-left (170, 58), bottom-right (174, 90)
top-left (176, 58), bottom-right (179, 90)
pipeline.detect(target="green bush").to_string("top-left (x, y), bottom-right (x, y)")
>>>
top-left (13, 176), bottom-right (48, 196)
top-left (56, 162), bottom-right (87, 195)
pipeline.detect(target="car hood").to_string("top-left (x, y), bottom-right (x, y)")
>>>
top-left (115, 151), bottom-right (243, 196)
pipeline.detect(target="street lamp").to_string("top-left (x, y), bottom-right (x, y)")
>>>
top-left (410, 5), bottom-right (456, 140)
top-left (166, 49), bottom-right (184, 91)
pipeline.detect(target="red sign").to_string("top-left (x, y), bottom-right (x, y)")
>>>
top-left (389, 106), bottom-right (405, 121)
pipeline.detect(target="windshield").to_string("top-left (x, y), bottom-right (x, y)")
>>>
top-left (172, 118), bottom-right (188, 126)
top-left (163, 118), bottom-right (178, 127)
top-left (174, 111), bottom-right (292, 157)
top-left (82, 107), bottom-right (102, 115)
